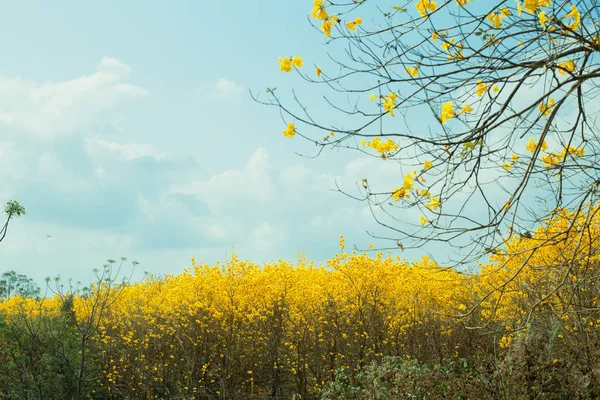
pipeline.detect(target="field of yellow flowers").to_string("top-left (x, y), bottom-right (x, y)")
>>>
top-left (2, 206), bottom-right (600, 399)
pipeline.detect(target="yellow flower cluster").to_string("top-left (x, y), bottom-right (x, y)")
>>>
top-left (310, 0), bottom-right (342, 37)
top-left (541, 145), bottom-right (585, 167)
top-left (415, 0), bottom-right (437, 18)
top-left (368, 136), bottom-right (399, 154)
top-left (486, 8), bottom-right (511, 29)
top-left (279, 56), bottom-right (303, 72)
top-left (382, 91), bottom-right (398, 116)
top-left (538, 97), bottom-right (555, 117)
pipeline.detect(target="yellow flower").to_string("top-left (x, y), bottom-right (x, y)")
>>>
top-left (329, 131), bottom-right (335, 137)
top-left (420, 215), bottom-right (428, 226)
top-left (383, 94), bottom-right (396, 117)
top-left (316, 66), bottom-right (322, 77)
top-left (493, 85), bottom-right (500, 93)
top-left (405, 66), bottom-right (418, 77)
top-left (460, 104), bottom-right (473, 114)
top-left (516, 1), bottom-right (523, 16)
top-left (441, 37), bottom-right (454, 51)
top-left (361, 138), bottom-right (366, 148)
top-left (538, 98), bottom-right (554, 117)
top-left (403, 173), bottom-right (415, 190)
top-left (278, 57), bottom-right (292, 72)
top-left (564, 5), bottom-right (580, 30)
top-left (391, 187), bottom-right (408, 201)
top-left (292, 56), bottom-right (303, 68)
top-left (426, 197), bottom-right (440, 210)
top-left (440, 102), bottom-right (455, 125)
top-left (431, 31), bottom-right (438, 42)
top-left (321, 17), bottom-right (335, 37)
top-left (503, 163), bottom-right (512, 171)
top-left (282, 122), bottom-right (296, 138)
top-left (476, 80), bottom-right (487, 96)
top-left (539, 11), bottom-right (550, 29)
top-left (423, 160), bottom-right (433, 170)
top-left (369, 92), bottom-right (376, 102)
top-left (526, 138), bottom-right (547, 153)
top-left (415, 0), bottom-right (437, 18)
top-left (523, 0), bottom-right (550, 15)
top-left (557, 60), bottom-right (575, 75)
top-left (487, 12), bottom-right (503, 29)
top-left (511, 153), bottom-right (519, 161)
top-left (368, 137), bottom-right (399, 154)
top-left (346, 17), bottom-right (362, 31)
top-left (311, 0), bottom-right (329, 20)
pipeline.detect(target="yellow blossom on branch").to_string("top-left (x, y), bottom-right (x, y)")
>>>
top-left (311, 0), bottom-right (328, 20)
top-left (368, 137), bottom-right (399, 154)
top-left (415, 0), bottom-right (437, 18)
top-left (321, 16), bottom-right (338, 37)
top-left (278, 57), bottom-right (292, 72)
top-left (426, 197), bottom-right (440, 210)
top-left (563, 5), bottom-right (580, 30)
top-left (476, 80), bottom-right (487, 96)
top-left (292, 56), bottom-right (303, 68)
top-left (440, 102), bottom-right (455, 125)
top-left (557, 60), bottom-right (575, 75)
top-left (460, 104), bottom-right (473, 114)
top-left (403, 173), bottom-right (415, 190)
top-left (538, 98), bottom-right (555, 117)
top-left (282, 123), bottom-right (296, 138)
top-left (405, 66), bottom-right (419, 77)
top-left (539, 11), bottom-right (551, 29)
top-left (392, 187), bottom-right (409, 201)
top-left (526, 137), bottom-right (548, 153)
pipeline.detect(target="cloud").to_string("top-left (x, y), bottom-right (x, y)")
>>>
top-left (167, 148), bottom-right (272, 216)
top-left (209, 78), bottom-right (244, 98)
top-left (0, 141), bottom-right (27, 199)
top-left (0, 57), bottom-right (148, 137)
top-left (85, 137), bottom-right (169, 162)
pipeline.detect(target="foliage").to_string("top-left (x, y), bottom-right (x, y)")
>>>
top-left (1, 207), bottom-right (600, 398)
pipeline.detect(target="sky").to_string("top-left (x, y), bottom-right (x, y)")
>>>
top-left (0, 0), bottom-right (424, 287)
top-left (0, 1), bottom-right (579, 289)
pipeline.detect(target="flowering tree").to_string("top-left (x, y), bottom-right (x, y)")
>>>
top-left (256, 0), bottom-right (600, 324)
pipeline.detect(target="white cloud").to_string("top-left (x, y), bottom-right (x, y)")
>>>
top-left (168, 147), bottom-right (272, 215)
top-left (209, 78), bottom-right (244, 98)
top-left (85, 137), bottom-right (168, 161)
top-left (0, 57), bottom-right (148, 137)
top-left (252, 221), bottom-right (285, 252)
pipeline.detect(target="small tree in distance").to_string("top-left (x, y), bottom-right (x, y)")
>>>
top-left (1, 200), bottom-right (25, 244)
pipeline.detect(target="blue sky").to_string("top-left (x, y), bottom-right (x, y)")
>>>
top-left (0, 0), bottom-right (572, 287)
top-left (0, 0), bottom-right (420, 286)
